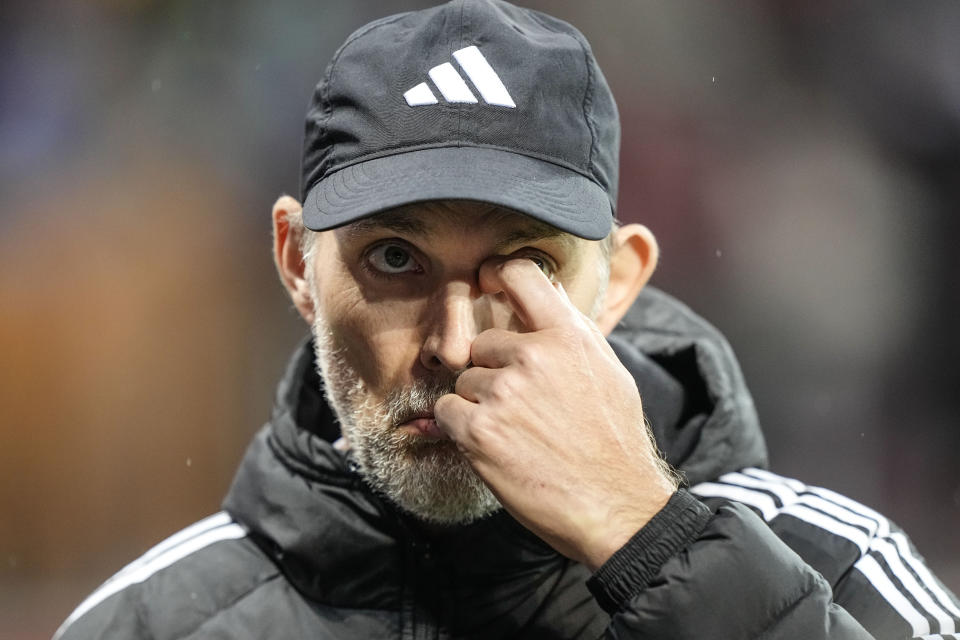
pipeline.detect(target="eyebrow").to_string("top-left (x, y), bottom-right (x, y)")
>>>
top-left (340, 206), bottom-right (579, 252)
top-left (340, 209), bottom-right (431, 240)
top-left (492, 223), bottom-right (576, 253)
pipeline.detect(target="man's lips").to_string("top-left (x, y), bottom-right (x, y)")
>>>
top-left (397, 416), bottom-right (448, 440)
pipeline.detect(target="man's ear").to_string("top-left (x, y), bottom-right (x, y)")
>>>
top-left (272, 195), bottom-right (316, 325)
top-left (594, 224), bottom-right (659, 335)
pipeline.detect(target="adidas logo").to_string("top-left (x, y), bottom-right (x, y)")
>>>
top-left (404, 46), bottom-right (516, 108)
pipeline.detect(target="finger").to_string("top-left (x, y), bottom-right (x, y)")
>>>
top-left (479, 257), bottom-right (577, 332)
top-left (454, 365), bottom-right (500, 403)
top-left (433, 392), bottom-right (478, 444)
top-left (469, 328), bottom-right (526, 369)
top-left (473, 271), bottom-right (610, 369)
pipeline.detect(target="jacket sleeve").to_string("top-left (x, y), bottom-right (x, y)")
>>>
top-left (54, 584), bottom-right (150, 640)
top-left (53, 513), bottom-right (256, 640)
top-left (691, 468), bottom-right (960, 639)
top-left (588, 490), bottom-right (874, 638)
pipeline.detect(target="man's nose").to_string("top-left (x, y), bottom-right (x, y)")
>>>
top-left (420, 280), bottom-right (488, 373)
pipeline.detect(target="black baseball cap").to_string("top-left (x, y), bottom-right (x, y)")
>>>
top-left (300, 0), bottom-right (619, 240)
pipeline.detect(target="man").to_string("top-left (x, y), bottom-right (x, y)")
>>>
top-left (56, 1), bottom-right (959, 638)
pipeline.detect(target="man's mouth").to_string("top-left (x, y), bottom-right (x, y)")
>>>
top-left (397, 413), bottom-right (448, 440)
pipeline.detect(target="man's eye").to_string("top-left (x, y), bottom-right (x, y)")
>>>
top-left (367, 244), bottom-right (420, 274)
top-left (521, 254), bottom-right (555, 279)
top-left (528, 256), bottom-right (547, 272)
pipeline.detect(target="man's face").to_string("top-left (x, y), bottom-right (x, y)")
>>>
top-left (305, 201), bottom-right (610, 524)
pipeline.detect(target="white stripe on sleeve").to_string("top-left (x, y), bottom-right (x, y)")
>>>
top-left (857, 554), bottom-right (931, 637)
top-left (869, 538), bottom-right (955, 633)
top-left (120, 511), bottom-right (231, 570)
top-left (891, 532), bottom-right (960, 620)
top-left (54, 520), bottom-right (247, 639)
top-left (720, 472), bottom-right (882, 539)
top-left (690, 481), bottom-right (779, 520)
top-left (694, 468), bottom-right (959, 636)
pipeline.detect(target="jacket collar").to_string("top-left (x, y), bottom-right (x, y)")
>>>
top-left (610, 286), bottom-right (767, 485)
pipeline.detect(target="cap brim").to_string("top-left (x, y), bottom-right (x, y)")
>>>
top-left (302, 147), bottom-right (612, 240)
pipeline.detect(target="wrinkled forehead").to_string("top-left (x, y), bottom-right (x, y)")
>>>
top-left (337, 200), bottom-right (581, 252)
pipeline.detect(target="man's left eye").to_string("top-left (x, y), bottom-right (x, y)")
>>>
top-left (516, 252), bottom-right (556, 279)
top-left (367, 243), bottom-right (421, 274)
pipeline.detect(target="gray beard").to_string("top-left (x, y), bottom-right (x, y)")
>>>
top-left (310, 314), bottom-right (501, 525)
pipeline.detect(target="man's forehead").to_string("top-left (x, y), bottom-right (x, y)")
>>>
top-left (339, 201), bottom-right (581, 251)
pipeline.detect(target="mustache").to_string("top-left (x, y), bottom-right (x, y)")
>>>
top-left (385, 376), bottom-right (459, 426)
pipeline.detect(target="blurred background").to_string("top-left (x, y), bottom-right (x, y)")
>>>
top-left (1, 0), bottom-right (958, 636)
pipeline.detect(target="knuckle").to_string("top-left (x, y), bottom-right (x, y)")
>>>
top-left (488, 374), bottom-right (515, 402)
top-left (513, 342), bottom-right (542, 369)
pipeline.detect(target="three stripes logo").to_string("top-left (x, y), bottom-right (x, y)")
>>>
top-left (404, 45), bottom-right (516, 108)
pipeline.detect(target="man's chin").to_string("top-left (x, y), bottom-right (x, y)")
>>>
top-left (357, 441), bottom-right (501, 525)
top-left (394, 493), bottom-right (503, 526)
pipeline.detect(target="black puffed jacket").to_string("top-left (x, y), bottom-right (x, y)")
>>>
top-left (56, 288), bottom-right (960, 639)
